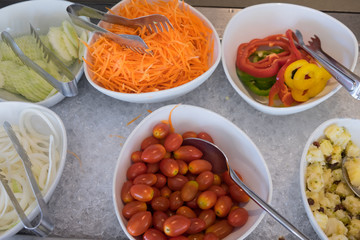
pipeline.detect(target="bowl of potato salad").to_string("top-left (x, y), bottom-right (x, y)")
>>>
top-left (300, 118), bottom-right (360, 240)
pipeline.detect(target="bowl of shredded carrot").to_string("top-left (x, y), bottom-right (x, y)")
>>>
top-left (83, 0), bottom-right (221, 103)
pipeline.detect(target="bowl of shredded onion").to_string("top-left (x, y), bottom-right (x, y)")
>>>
top-left (0, 102), bottom-right (67, 239)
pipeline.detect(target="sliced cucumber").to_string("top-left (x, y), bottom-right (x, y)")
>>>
top-left (62, 20), bottom-right (79, 48)
top-left (78, 30), bottom-right (88, 61)
top-left (0, 71), bottom-right (4, 88)
top-left (47, 27), bottom-right (73, 65)
top-left (0, 61), bottom-right (21, 94)
top-left (62, 32), bottom-right (78, 59)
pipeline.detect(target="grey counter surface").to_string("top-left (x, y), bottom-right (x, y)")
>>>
top-left (6, 5), bottom-right (360, 240)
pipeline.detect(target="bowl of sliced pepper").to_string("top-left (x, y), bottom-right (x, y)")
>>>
top-left (222, 3), bottom-right (358, 115)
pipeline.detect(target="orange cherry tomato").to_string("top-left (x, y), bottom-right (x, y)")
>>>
top-left (153, 211), bottom-right (168, 231)
top-left (164, 133), bottom-right (183, 152)
top-left (131, 150), bottom-right (142, 162)
top-left (126, 162), bottom-right (147, 180)
top-left (176, 206), bottom-right (197, 218)
top-left (141, 144), bottom-right (166, 163)
top-left (188, 160), bottom-right (212, 174)
top-left (133, 173), bottom-right (157, 186)
top-left (143, 228), bottom-right (167, 240)
top-left (181, 180), bottom-right (199, 202)
top-left (229, 185), bottom-right (250, 203)
top-left (147, 162), bottom-right (160, 173)
top-left (130, 184), bottom-right (154, 202)
top-left (154, 173), bottom-right (167, 189)
top-left (151, 196), bottom-right (170, 211)
top-left (182, 131), bottom-right (197, 139)
top-left (187, 218), bottom-right (206, 235)
top-left (122, 201), bottom-right (147, 219)
top-left (227, 207), bottom-right (249, 227)
top-left (197, 132), bottom-right (214, 143)
top-left (214, 195), bottom-right (232, 217)
top-left (213, 174), bottom-right (221, 186)
top-left (126, 211), bottom-right (152, 236)
top-left (153, 122), bottom-right (170, 139)
top-left (197, 191), bottom-right (217, 210)
top-left (173, 146), bottom-right (203, 162)
top-left (167, 174), bottom-right (188, 191)
top-left (141, 136), bottom-right (160, 150)
top-left (121, 180), bottom-right (134, 203)
top-left (176, 160), bottom-right (188, 175)
top-left (163, 215), bottom-right (191, 237)
top-left (186, 191), bottom-right (200, 209)
top-left (208, 185), bottom-right (226, 197)
top-left (160, 186), bottom-right (172, 198)
top-left (198, 209), bottom-right (216, 229)
top-left (196, 171), bottom-right (214, 191)
top-left (205, 220), bottom-right (234, 239)
top-left (204, 232), bottom-right (219, 240)
top-left (169, 191), bottom-right (184, 211)
top-left (160, 158), bottom-right (179, 177)
top-left (222, 170), bottom-right (244, 186)
top-left (188, 233), bottom-right (205, 240)
top-left (169, 236), bottom-right (188, 240)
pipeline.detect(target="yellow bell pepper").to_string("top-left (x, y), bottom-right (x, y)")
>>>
top-left (284, 59), bottom-right (308, 89)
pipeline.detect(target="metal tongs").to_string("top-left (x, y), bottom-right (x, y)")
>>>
top-left (293, 29), bottom-right (360, 100)
top-left (1, 28), bottom-right (78, 97)
top-left (66, 3), bottom-right (173, 54)
top-left (0, 121), bottom-right (53, 236)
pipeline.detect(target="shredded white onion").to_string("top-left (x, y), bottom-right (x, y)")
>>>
top-left (0, 108), bottom-right (60, 231)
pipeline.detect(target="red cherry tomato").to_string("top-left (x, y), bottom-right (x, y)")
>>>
top-left (152, 211), bottom-right (168, 231)
top-left (196, 171), bottom-right (214, 191)
top-left (188, 233), bottom-right (205, 240)
top-left (176, 206), bottom-right (197, 218)
top-left (169, 236), bottom-right (188, 240)
top-left (147, 162), bottom-right (160, 173)
top-left (131, 150), bottom-right (142, 162)
top-left (229, 184), bottom-right (250, 203)
top-left (130, 184), bottom-right (154, 202)
top-left (152, 187), bottom-right (161, 198)
top-left (151, 196), bottom-right (170, 212)
top-left (181, 180), bottom-right (199, 202)
top-left (186, 218), bottom-right (206, 235)
top-left (173, 146), bottom-right (203, 162)
top-left (214, 195), bottom-right (233, 217)
top-left (121, 180), bottom-right (134, 203)
top-left (122, 201), bottom-right (147, 219)
top-left (204, 232), bottom-right (219, 240)
top-left (143, 228), bottom-right (167, 240)
top-left (141, 136), bottom-right (160, 150)
top-left (208, 185), bottom-right (226, 197)
top-left (126, 211), bottom-right (152, 236)
top-left (205, 220), bottom-right (234, 239)
top-left (159, 158), bottom-right (179, 177)
top-left (197, 191), bottom-right (217, 210)
top-left (153, 122), bottom-right (170, 139)
top-left (133, 173), bottom-right (157, 186)
top-left (197, 132), bottom-right (214, 143)
top-left (188, 160), bottom-right (212, 174)
top-left (176, 160), bottom-right (188, 175)
top-left (141, 144), bottom-right (166, 163)
top-left (169, 191), bottom-right (184, 211)
top-left (227, 207), bottom-right (249, 227)
top-left (163, 215), bottom-right (191, 237)
top-left (182, 131), bottom-right (197, 139)
top-left (154, 173), bottom-right (167, 189)
top-left (160, 186), bottom-right (172, 198)
top-left (126, 162), bottom-right (147, 180)
top-left (213, 174), bottom-right (221, 186)
top-left (167, 174), bottom-right (188, 191)
top-left (164, 133), bottom-right (183, 152)
top-left (198, 209), bottom-right (216, 228)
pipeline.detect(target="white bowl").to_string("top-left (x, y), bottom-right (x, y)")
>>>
top-left (300, 118), bottom-right (360, 239)
top-left (0, 0), bottom-right (84, 107)
top-left (84, 0), bottom-right (221, 103)
top-left (112, 104), bottom-right (272, 239)
top-left (222, 3), bottom-right (358, 115)
top-left (0, 101), bottom-right (67, 239)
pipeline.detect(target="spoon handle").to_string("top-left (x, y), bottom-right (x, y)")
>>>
top-left (229, 168), bottom-right (309, 240)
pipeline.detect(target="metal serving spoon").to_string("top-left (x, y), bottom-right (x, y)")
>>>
top-left (182, 138), bottom-right (310, 240)
top-left (342, 157), bottom-right (360, 197)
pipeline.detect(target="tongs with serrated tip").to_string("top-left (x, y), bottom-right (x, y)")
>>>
top-left (1, 30), bottom-right (78, 97)
top-left (0, 121), bottom-right (54, 236)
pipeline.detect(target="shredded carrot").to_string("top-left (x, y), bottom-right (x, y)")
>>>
top-left (147, 109), bottom-right (152, 113)
top-left (67, 150), bottom-right (82, 168)
top-left (109, 134), bottom-right (125, 138)
top-left (127, 114), bottom-right (142, 125)
top-left (86, 0), bottom-right (213, 93)
top-left (168, 104), bottom-right (180, 133)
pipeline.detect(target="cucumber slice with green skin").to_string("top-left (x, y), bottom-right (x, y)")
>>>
top-left (78, 30), bottom-right (88, 61)
top-left (62, 20), bottom-right (79, 48)
top-left (0, 72), bottom-right (4, 88)
top-left (0, 61), bottom-right (21, 94)
top-left (47, 27), bottom-right (73, 65)
top-left (62, 32), bottom-right (78, 59)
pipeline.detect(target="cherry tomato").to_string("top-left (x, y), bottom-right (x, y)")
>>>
top-left (154, 173), bottom-right (167, 188)
top-left (213, 174), bottom-right (221, 186)
top-left (182, 131), bottom-right (197, 139)
top-left (214, 195), bottom-right (232, 217)
top-left (205, 220), bottom-right (234, 239)
top-left (163, 215), bottom-right (191, 237)
top-left (169, 236), bottom-right (188, 240)
top-left (169, 191), bottom-right (184, 211)
top-left (186, 191), bottom-right (200, 209)
top-left (167, 174), bottom-right (188, 191)
top-left (198, 209), bottom-right (216, 228)
top-left (188, 233), bottom-right (205, 240)
top-left (188, 160), bottom-right (212, 174)
top-left (122, 201), bottom-right (147, 219)
top-left (220, 183), bottom-right (229, 194)
top-left (147, 162), bottom-right (160, 173)
top-left (164, 133), bottom-right (183, 152)
top-left (126, 162), bottom-right (147, 180)
top-left (143, 228), bottom-right (167, 240)
top-left (227, 207), bottom-right (249, 227)
top-left (176, 160), bottom-right (188, 175)
top-left (160, 186), bottom-right (172, 198)
top-left (203, 232), bottom-right (219, 240)
top-left (208, 185), bottom-right (226, 197)
top-left (141, 144), bottom-right (166, 163)
top-left (160, 158), bottom-right (179, 177)
top-left (187, 218), bottom-right (206, 235)
top-left (222, 170), bottom-right (244, 186)
top-left (121, 180), bottom-right (134, 203)
top-left (196, 171), bottom-right (214, 191)
top-left (153, 122), bottom-right (170, 139)
top-left (229, 184), bottom-right (250, 203)
top-left (126, 211), bottom-right (152, 236)
top-left (131, 150), bottom-right (142, 163)
top-left (181, 180), bottom-right (199, 202)
top-left (153, 211), bottom-right (168, 231)
top-left (133, 173), bottom-right (157, 186)
top-left (151, 196), bottom-right (170, 211)
top-left (197, 132), bottom-right (214, 143)
top-left (176, 206), bottom-right (197, 218)
top-left (173, 146), bottom-right (203, 162)
top-left (141, 136), bottom-right (160, 150)
top-left (197, 191), bottom-right (217, 210)
top-left (130, 184), bottom-right (154, 202)
top-left (153, 187), bottom-right (161, 198)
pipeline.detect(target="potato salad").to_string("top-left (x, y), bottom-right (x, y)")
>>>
top-left (305, 124), bottom-right (360, 240)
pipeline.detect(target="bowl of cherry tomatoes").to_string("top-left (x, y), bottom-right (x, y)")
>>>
top-left (112, 104), bottom-right (272, 239)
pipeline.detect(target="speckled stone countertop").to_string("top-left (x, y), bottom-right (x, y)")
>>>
top-left (7, 5), bottom-right (360, 240)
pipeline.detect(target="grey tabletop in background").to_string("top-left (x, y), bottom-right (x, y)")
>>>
top-left (3, 2), bottom-right (360, 240)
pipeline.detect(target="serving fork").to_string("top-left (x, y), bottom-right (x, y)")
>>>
top-left (293, 30), bottom-right (360, 100)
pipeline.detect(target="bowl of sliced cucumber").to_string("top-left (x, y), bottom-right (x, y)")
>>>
top-left (0, 0), bottom-right (88, 107)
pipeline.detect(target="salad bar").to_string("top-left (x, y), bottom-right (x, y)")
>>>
top-left (1, 0), bottom-right (360, 239)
